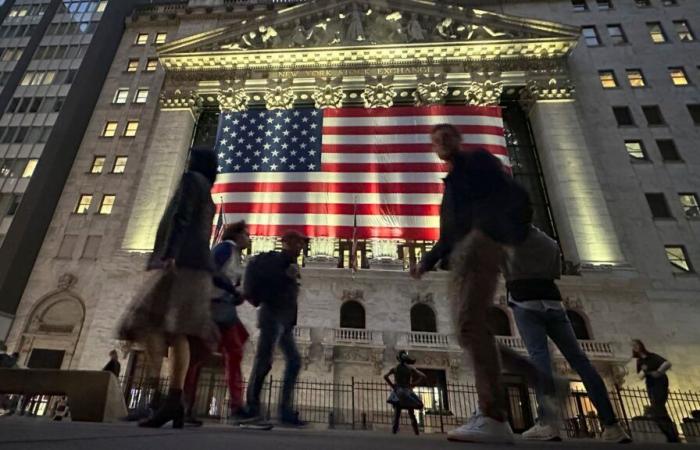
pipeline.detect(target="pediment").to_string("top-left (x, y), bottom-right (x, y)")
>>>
top-left (159, 0), bottom-right (579, 56)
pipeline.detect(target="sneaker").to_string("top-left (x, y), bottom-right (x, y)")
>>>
top-left (522, 422), bottom-right (562, 441)
top-left (602, 423), bottom-right (632, 444)
top-left (239, 419), bottom-right (274, 431)
top-left (279, 411), bottom-right (308, 428)
top-left (184, 416), bottom-right (203, 427)
top-left (447, 412), bottom-right (515, 444)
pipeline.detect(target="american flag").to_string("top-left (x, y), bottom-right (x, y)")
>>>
top-left (212, 106), bottom-right (508, 240)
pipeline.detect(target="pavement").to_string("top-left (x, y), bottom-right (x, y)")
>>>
top-left (1, 417), bottom-right (699, 450)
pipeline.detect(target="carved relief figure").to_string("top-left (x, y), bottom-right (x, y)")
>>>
top-left (345, 3), bottom-right (365, 42)
top-left (290, 20), bottom-right (309, 47)
top-left (406, 13), bottom-right (426, 42)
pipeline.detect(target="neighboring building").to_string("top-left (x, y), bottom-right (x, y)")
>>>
top-left (2, 0), bottom-right (700, 429)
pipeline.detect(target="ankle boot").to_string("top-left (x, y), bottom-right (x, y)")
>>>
top-left (139, 388), bottom-right (184, 429)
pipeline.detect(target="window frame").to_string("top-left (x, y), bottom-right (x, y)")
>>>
top-left (607, 24), bottom-right (628, 45)
top-left (687, 104), bottom-right (700, 125)
top-left (133, 88), bottom-right (149, 104)
top-left (674, 20), bottom-right (695, 42)
top-left (679, 193), bottom-right (700, 220)
top-left (665, 245), bottom-right (693, 273)
top-left (124, 121), bottom-right (139, 137)
top-left (599, 70), bottom-right (618, 89)
top-left (134, 33), bottom-right (149, 45)
top-left (612, 106), bottom-right (635, 127)
top-left (75, 194), bottom-right (93, 214)
top-left (647, 22), bottom-right (668, 44)
top-left (112, 88), bottom-right (129, 104)
top-left (154, 32), bottom-right (168, 44)
top-left (582, 26), bottom-right (601, 47)
top-left (669, 67), bottom-right (690, 86)
top-left (145, 58), bottom-right (158, 72)
top-left (645, 193), bottom-right (673, 219)
top-left (126, 58), bottom-right (139, 73)
top-left (112, 156), bottom-right (128, 174)
top-left (657, 139), bottom-right (683, 162)
top-left (626, 69), bottom-right (647, 88)
top-left (98, 194), bottom-right (116, 215)
top-left (90, 156), bottom-right (106, 174)
top-left (642, 105), bottom-right (666, 126)
top-left (572, 0), bottom-right (588, 12)
top-left (102, 121), bottom-right (118, 137)
top-left (624, 140), bottom-right (648, 161)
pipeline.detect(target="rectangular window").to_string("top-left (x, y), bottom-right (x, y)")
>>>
top-left (642, 105), bottom-right (665, 125)
top-left (657, 139), bottom-right (682, 162)
top-left (135, 33), bottom-right (149, 45)
top-left (669, 67), bottom-right (689, 86)
top-left (75, 194), bottom-right (92, 214)
top-left (572, 0), bottom-right (588, 11)
top-left (134, 88), bottom-right (149, 104)
top-left (113, 88), bottom-right (129, 104)
top-left (647, 22), bottom-right (668, 43)
top-left (596, 0), bottom-right (612, 10)
top-left (81, 235), bottom-right (102, 260)
top-left (98, 194), bottom-right (115, 215)
top-left (679, 193), bottom-right (700, 219)
top-left (599, 70), bottom-right (618, 88)
top-left (613, 106), bottom-right (635, 126)
top-left (674, 21), bottom-right (695, 42)
top-left (582, 26), bottom-right (600, 46)
top-left (102, 121), bottom-right (118, 137)
top-left (646, 193), bottom-right (673, 219)
top-left (155, 32), bottom-right (167, 44)
top-left (665, 246), bottom-right (692, 273)
top-left (662, 0), bottom-right (677, 4)
top-left (687, 104), bottom-right (700, 125)
top-left (90, 156), bottom-right (105, 174)
top-left (21, 159), bottom-right (38, 178)
top-left (127, 59), bottom-right (139, 72)
top-left (112, 156), bottom-right (128, 174)
top-left (624, 140), bottom-right (647, 160)
top-left (145, 58), bottom-right (158, 72)
top-left (124, 121), bottom-right (139, 137)
top-left (607, 24), bottom-right (627, 44)
top-left (56, 234), bottom-right (78, 259)
top-left (626, 69), bottom-right (646, 87)
top-left (635, 0), bottom-right (650, 6)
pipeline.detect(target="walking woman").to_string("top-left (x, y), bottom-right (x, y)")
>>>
top-left (384, 351), bottom-right (426, 435)
top-left (117, 147), bottom-right (220, 429)
top-left (632, 339), bottom-right (680, 442)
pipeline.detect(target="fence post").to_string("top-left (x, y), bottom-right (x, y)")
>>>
top-left (351, 377), bottom-right (356, 430)
top-left (615, 384), bottom-right (630, 432)
top-left (439, 405), bottom-right (445, 434)
top-left (266, 377), bottom-right (273, 421)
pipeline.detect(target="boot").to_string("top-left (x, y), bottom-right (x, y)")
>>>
top-left (139, 388), bottom-right (184, 429)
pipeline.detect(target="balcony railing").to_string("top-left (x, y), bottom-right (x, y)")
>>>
top-left (578, 340), bottom-right (614, 357)
top-left (334, 328), bottom-right (375, 343)
top-left (496, 335), bottom-right (527, 350)
top-left (408, 331), bottom-right (450, 348)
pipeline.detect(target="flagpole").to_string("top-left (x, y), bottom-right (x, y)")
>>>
top-left (350, 194), bottom-right (358, 278)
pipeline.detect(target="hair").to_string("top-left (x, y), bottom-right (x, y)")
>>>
top-left (109, 350), bottom-right (118, 357)
top-left (632, 339), bottom-right (649, 357)
top-left (430, 123), bottom-right (461, 137)
top-left (222, 220), bottom-right (247, 242)
top-left (396, 350), bottom-right (416, 365)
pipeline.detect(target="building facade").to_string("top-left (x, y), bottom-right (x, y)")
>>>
top-left (2, 0), bottom-right (700, 425)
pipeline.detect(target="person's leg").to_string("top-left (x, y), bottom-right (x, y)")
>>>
top-left (143, 332), bottom-right (167, 410)
top-left (278, 325), bottom-right (302, 419)
top-left (408, 409), bottom-right (420, 435)
top-left (221, 323), bottom-right (249, 415)
top-left (183, 337), bottom-right (207, 420)
top-left (245, 320), bottom-right (279, 416)
top-left (649, 380), bottom-right (680, 442)
top-left (392, 407), bottom-right (401, 434)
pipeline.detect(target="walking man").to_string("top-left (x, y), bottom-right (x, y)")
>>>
top-left (102, 350), bottom-right (121, 378)
top-left (241, 230), bottom-right (308, 427)
top-left (503, 223), bottom-right (631, 443)
top-left (411, 124), bottom-right (539, 444)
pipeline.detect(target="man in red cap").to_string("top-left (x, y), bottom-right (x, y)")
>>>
top-left (240, 229), bottom-right (308, 427)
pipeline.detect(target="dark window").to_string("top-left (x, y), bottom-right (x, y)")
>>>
top-left (607, 24), bottom-right (627, 44)
top-left (410, 303), bottom-right (437, 333)
top-left (340, 301), bottom-right (365, 329)
top-left (635, 0), bottom-right (650, 6)
top-left (657, 139), bottom-right (682, 162)
top-left (597, 0), bottom-right (612, 10)
top-left (486, 307), bottom-right (511, 337)
top-left (687, 105), bottom-right (700, 125)
top-left (645, 193), bottom-right (673, 219)
top-left (27, 349), bottom-right (65, 369)
top-left (642, 105), bottom-right (665, 125)
top-left (572, 0), bottom-right (588, 11)
top-left (612, 106), bottom-right (635, 126)
top-left (582, 26), bottom-right (600, 46)
top-left (567, 311), bottom-right (591, 340)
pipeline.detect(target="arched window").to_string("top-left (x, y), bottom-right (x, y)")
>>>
top-left (340, 301), bottom-right (365, 329)
top-left (410, 303), bottom-right (437, 333)
top-left (486, 306), bottom-right (512, 337)
top-left (567, 310), bottom-right (591, 340)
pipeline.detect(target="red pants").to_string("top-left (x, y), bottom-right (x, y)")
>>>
top-left (184, 322), bottom-right (249, 414)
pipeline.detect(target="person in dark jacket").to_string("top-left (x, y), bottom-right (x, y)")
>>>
top-left (102, 350), bottom-right (121, 378)
top-left (240, 230), bottom-right (308, 427)
top-left (117, 147), bottom-right (219, 429)
top-left (411, 124), bottom-right (537, 444)
top-left (384, 351), bottom-right (427, 435)
top-left (633, 339), bottom-right (679, 442)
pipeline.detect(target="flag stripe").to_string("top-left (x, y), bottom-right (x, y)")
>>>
top-left (321, 124), bottom-right (505, 136)
top-left (321, 162), bottom-right (447, 173)
top-left (212, 181), bottom-right (445, 195)
top-left (218, 212), bottom-right (439, 228)
top-left (222, 202), bottom-right (440, 216)
top-left (243, 224), bottom-right (440, 240)
top-left (217, 192), bottom-right (442, 205)
top-left (320, 142), bottom-right (509, 156)
top-left (214, 172), bottom-right (446, 184)
top-left (322, 105), bottom-right (502, 117)
top-left (321, 133), bottom-right (506, 147)
top-left (322, 115), bottom-right (503, 127)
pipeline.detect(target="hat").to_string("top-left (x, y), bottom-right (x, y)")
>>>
top-left (281, 230), bottom-right (310, 243)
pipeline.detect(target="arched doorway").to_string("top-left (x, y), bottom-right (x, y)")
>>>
top-left (410, 303), bottom-right (437, 333)
top-left (340, 300), bottom-right (365, 329)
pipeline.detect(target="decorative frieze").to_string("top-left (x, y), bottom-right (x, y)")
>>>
top-left (159, 89), bottom-right (202, 115)
top-left (519, 77), bottom-right (576, 111)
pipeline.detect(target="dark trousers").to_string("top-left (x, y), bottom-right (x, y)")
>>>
top-left (246, 319), bottom-right (301, 417)
top-left (392, 406), bottom-right (419, 435)
top-left (648, 379), bottom-right (680, 443)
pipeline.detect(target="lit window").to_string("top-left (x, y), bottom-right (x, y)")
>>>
top-left (582, 26), bottom-right (600, 46)
top-left (127, 59), bottom-right (139, 72)
top-left (113, 88), bottom-right (129, 104)
top-left (90, 156), bottom-right (105, 174)
top-left (657, 139), bottom-right (682, 162)
top-left (679, 194), bottom-right (700, 219)
top-left (647, 22), bottom-right (668, 43)
top-left (607, 24), bottom-right (627, 44)
top-left (98, 194), bottom-right (115, 215)
top-left (102, 121), bottom-right (118, 137)
top-left (674, 21), bottom-right (695, 42)
top-left (596, 0), bottom-right (612, 10)
top-left (599, 70), bottom-right (618, 88)
top-left (624, 140), bottom-right (647, 160)
top-left (112, 156), bottom-right (128, 174)
top-left (665, 246), bottom-right (692, 273)
top-left (124, 121), bottom-right (139, 137)
top-left (635, 0), bottom-right (650, 6)
top-left (145, 58), bottom-right (158, 72)
top-left (135, 33), bottom-right (149, 45)
top-left (642, 105), bottom-right (665, 126)
top-left (572, 0), bottom-right (588, 11)
top-left (155, 32), bottom-right (167, 44)
top-left (75, 194), bottom-right (93, 214)
top-left (20, 72), bottom-right (33, 85)
top-left (97, 1), bottom-right (107, 13)
top-left (21, 159), bottom-right (38, 178)
top-left (669, 67), bottom-right (689, 86)
top-left (626, 69), bottom-right (646, 87)
top-left (645, 193), bottom-right (672, 219)
top-left (134, 88), bottom-right (149, 104)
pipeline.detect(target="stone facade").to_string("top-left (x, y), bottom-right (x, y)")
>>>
top-left (4, 0), bottom-right (700, 403)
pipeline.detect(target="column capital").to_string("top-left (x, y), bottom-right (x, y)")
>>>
top-left (465, 79), bottom-right (504, 106)
top-left (264, 78), bottom-right (296, 110)
top-left (519, 77), bottom-right (575, 111)
top-left (362, 76), bottom-right (396, 108)
top-left (312, 77), bottom-right (345, 109)
top-left (218, 87), bottom-right (249, 112)
top-left (159, 89), bottom-right (203, 117)
top-left (414, 74), bottom-right (448, 106)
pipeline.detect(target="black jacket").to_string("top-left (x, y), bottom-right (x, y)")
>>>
top-left (420, 150), bottom-right (531, 272)
top-left (244, 251), bottom-right (300, 327)
top-left (148, 171), bottom-right (216, 271)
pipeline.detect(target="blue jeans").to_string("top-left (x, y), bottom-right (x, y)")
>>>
top-left (511, 304), bottom-right (617, 426)
top-left (245, 319), bottom-right (301, 417)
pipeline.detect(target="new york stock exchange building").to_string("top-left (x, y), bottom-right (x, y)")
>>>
top-left (5, 0), bottom-right (700, 433)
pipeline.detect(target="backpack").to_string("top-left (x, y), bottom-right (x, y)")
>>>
top-left (243, 251), bottom-right (290, 307)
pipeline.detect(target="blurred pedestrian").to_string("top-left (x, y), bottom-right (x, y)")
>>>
top-left (384, 351), bottom-right (426, 435)
top-left (102, 350), bottom-right (121, 378)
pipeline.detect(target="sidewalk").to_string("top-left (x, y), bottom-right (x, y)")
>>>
top-left (1, 417), bottom-right (699, 450)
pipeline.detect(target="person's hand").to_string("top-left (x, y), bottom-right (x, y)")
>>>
top-left (410, 263), bottom-right (424, 280)
top-left (162, 258), bottom-right (176, 271)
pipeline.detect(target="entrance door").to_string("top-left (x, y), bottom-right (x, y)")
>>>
top-left (503, 376), bottom-right (535, 433)
top-left (26, 349), bottom-right (65, 369)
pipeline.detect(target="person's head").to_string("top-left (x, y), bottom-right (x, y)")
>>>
top-left (109, 350), bottom-right (119, 361)
top-left (222, 220), bottom-right (250, 250)
top-left (188, 147), bottom-right (218, 184)
top-left (281, 230), bottom-right (309, 258)
top-left (0, 341), bottom-right (7, 353)
top-left (430, 124), bottom-right (462, 162)
top-left (11, 352), bottom-right (19, 359)
top-left (396, 350), bottom-right (416, 365)
top-left (632, 339), bottom-right (649, 358)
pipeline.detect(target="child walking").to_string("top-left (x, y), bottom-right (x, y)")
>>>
top-left (384, 351), bottom-right (427, 435)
